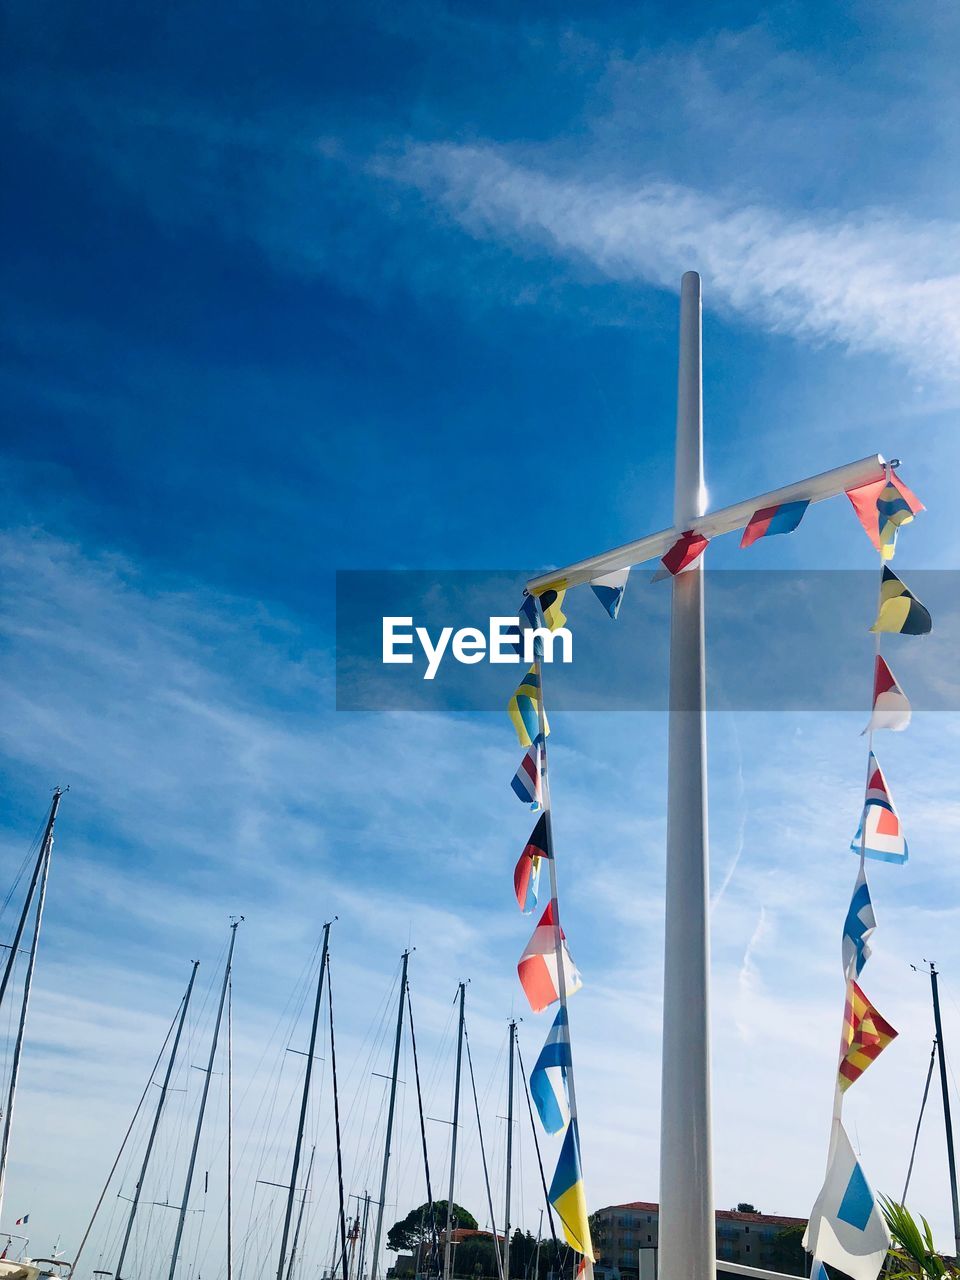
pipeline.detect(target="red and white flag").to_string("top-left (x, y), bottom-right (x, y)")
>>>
top-left (651, 530), bottom-right (708, 582)
top-left (851, 752), bottom-right (908, 864)
top-left (863, 656), bottom-right (911, 734)
top-left (518, 902), bottom-right (582, 1012)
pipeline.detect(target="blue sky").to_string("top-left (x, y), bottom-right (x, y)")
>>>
top-left (2, 0), bottom-right (960, 1271)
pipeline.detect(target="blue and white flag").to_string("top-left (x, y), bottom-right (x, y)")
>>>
top-left (590, 568), bottom-right (629, 620)
top-left (511, 739), bottom-right (543, 809)
top-left (530, 1007), bottom-right (571, 1134)
top-left (842, 865), bottom-right (876, 980)
top-left (803, 1121), bottom-right (889, 1280)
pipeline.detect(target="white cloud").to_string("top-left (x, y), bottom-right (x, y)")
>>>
top-left (388, 142), bottom-right (960, 379)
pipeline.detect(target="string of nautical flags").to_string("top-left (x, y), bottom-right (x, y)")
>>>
top-left (506, 592), bottom-right (595, 1273)
top-left (803, 465), bottom-right (926, 1280)
top-left (504, 460), bottom-right (926, 1280)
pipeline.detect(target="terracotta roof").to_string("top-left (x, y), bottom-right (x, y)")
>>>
top-left (600, 1202), bottom-right (805, 1228)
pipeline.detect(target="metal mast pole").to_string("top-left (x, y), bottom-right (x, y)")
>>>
top-left (0, 790), bottom-right (61, 1012)
top-left (285, 1144), bottom-right (316, 1280)
top-left (503, 1021), bottom-right (516, 1280)
top-left (929, 964), bottom-right (960, 1256)
top-left (168, 919), bottom-right (241, 1280)
top-left (68, 998), bottom-right (184, 1279)
top-left (0, 791), bottom-right (61, 1222)
top-left (371, 949), bottom-right (411, 1280)
top-left (358, 1191), bottom-right (372, 1280)
top-left (116, 961), bottom-right (200, 1280)
top-left (328, 952), bottom-right (350, 1280)
top-left (227, 963), bottom-right (235, 1280)
top-left (276, 920), bottom-right (333, 1280)
top-left (902, 1038), bottom-right (938, 1205)
top-left (444, 983), bottom-right (466, 1280)
top-left (658, 270), bottom-right (715, 1280)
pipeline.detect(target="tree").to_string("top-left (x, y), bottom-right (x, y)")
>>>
top-left (386, 1201), bottom-right (479, 1253)
top-left (770, 1224), bottom-right (806, 1276)
top-left (736, 1203), bottom-right (759, 1214)
top-left (881, 1196), bottom-right (959, 1279)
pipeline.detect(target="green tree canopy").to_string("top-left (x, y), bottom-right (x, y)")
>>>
top-left (386, 1201), bottom-right (479, 1253)
top-left (770, 1224), bottom-right (807, 1276)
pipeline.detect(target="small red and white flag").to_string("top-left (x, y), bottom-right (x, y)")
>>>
top-left (863, 656), bottom-right (911, 734)
top-left (14, 1213), bottom-right (29, 1226)
top-left (517, 902), bottom-right (582, 1012)
top-left (651, 530), bottom-right (708, 582)
top-left (852, 752), bottom-right (908, 864)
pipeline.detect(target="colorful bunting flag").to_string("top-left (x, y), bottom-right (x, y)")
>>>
top-left (838, 979), bottom-right (897, 1092)
top-left (842, 865), bottom-right (876, 980)
top-left (549, 1118), bottom-right (595, 1260)
top-left (530, 1007), bottom-right (572, 1134)
top-left (575, 1258), bottom-right (595, 1280)
top-left (515, 813), bottom-right (551, 914)
top-left (870, 566), bottom-right (931, 636)
top-left (803, 1121), bottom-right (890, 1280)
top-left (511, 740), bottom-right (543, 809)
top-left (590, 568), bottom-right (630, 620)
top-left (652, 530), bottom-right (708, 581)
top-left (505, 593), bottom-right (542, 656)
top-left (851, 751), bottom-right (908, 864)
top-left (846, 472), bottom-right (924, 558)
top-left (517, 902), bottom-right (582, 1013)
top-left (536, 588), bottom-right (567, 632)
top-left (863, 656), bottom-right (911, 734)
top-left (508, 666), bottom-right (549, 748)
top-left (740, 499), bottom-right (810, 548)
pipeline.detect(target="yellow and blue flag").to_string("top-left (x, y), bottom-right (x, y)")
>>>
top-left (536, 588), bottom-right (567, 631)
top-left (549, 1119), bottom-right (594, 1260)
top-left (508, 666), bottom-right (549, 747)
top-left (846, 472), bottom-right (923, 559)
top-left (870, 566), bottom-right (931, 635)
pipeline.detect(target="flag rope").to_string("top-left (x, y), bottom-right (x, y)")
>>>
top-left (531, 647), bottom-right (581, 1127)
top-left (530, 633), bottom-right (593, 1266)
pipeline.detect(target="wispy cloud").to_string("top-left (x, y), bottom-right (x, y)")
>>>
top-left (388, 142), bottom-right (960, 379)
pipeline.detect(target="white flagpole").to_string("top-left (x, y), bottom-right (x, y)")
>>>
top-left (658, 271), bottom-right (716, 1280)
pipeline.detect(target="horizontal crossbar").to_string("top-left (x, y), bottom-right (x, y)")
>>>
top-left (526, 453), bottom-right (887, 594)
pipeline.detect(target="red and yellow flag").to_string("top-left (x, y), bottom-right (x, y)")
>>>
top-left (838, 980), bottom-right (897, 1092)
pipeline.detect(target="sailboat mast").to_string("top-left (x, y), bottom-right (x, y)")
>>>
top-left (503, 1021), bottom-right (516, 1280)
top-left (285, 1143), bottom-right (316, 1280)
top-left (0, 790), bottom-right (62, 1224)
top-left (370, 949), bottom-right (411, 1280)
top-left (443, 983), bottom-right (466, 1280)
top-left (0, 790), bottom-right (61, 1012)
top-left (227, 961), bottom-right (235, 1280)
top-left (116, 961), bottom-right (200, 1280)
top-left (275, 920), bottom-right (333, 1280)
top-left (68, 998), bottom-right (184, 1280)
top-left (928, 963), bottom-right (960, 1257)
top-left (327, 951), bottom-right (350, 1280)
top-left (168, 919), bottom-right (241, 1280)
top-left (358, 1190), bottom-right (372, 1280)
